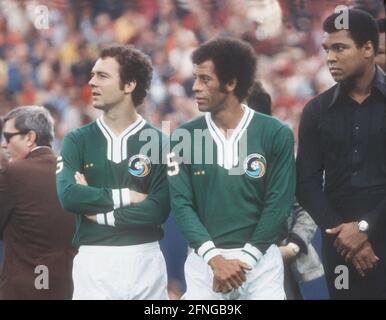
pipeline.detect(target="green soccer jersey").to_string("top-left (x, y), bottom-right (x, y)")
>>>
top-left (168, 106), bottom-right (295, 262)
top-left (56, 115), bottom-right (170, 247)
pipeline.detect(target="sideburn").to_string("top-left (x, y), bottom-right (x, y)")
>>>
top-left (219, 83), bottom-right (228, 94)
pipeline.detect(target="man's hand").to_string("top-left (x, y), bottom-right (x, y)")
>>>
top-left (129, 190), bottom-right (147, 203)
top-left (351, 241), bottom-right (379, 277)
top-left (208, 255), bottom-right (251, 293)
top-left (279, 245), bottom-right (298, 262)
top-left (86, 214), bottom-right (97, 222)
top-left (326, 222), bottom-right (367, 260)
top-left (75, 171), bottom-right (88, 186)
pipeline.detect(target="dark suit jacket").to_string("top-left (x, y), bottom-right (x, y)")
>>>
top-left (0, 148), bottom-right (76, 300)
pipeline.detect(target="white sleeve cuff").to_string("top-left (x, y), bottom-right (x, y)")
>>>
top-left (241, 243), bottom-right (263, 267)
top-left (197, 241), bottom-right (221, 264)
top-left (106, 211), bottom-right (115, 226)
top-left (112, 189), bottom-right (121, 209)
top-left (96, 213), bottom-right (106, 225)
top-left (239, 253), bottom-right (257, 268)
top-left (112, 188), bottom-right (131, 209)
top-left (96, 211), bottom-right (115, 226)
top-left (121, 188), bottom-right (130, 206)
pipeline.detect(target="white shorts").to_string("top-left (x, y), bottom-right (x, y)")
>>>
top-left (72, 242), bottom-right (168, 300)
top-left (183, 244), bottom-right (285, 300)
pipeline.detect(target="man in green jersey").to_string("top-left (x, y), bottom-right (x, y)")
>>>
top-left (56, 45), bottom-right (170, 300)
top-left (167, 38), bottom-right (295, 299)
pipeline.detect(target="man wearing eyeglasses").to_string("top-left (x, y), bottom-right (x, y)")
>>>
top-left (0, 106), bottom-right (75, 299)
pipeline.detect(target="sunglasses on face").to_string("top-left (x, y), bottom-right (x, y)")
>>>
top-left (2, 131), bottom-right (28, 144)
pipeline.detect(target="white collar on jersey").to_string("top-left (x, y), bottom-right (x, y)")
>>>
top-left (96, 115), bottom-right (146, 163)
top-left (205, 104), bottom-right (254, 170)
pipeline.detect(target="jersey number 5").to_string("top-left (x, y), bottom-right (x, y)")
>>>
top-left (56, 156), bottom-right (63, 174)
top-left (167, 152), bottom-right (179, 176)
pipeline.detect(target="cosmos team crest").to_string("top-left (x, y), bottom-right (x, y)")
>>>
top-left (243, 153), bottom-right (266, 179)
top-left (128, 154), bottom-right (152, 177)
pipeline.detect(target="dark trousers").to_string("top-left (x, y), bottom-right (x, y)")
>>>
top-left (322, 234), bottom-right (386, 300)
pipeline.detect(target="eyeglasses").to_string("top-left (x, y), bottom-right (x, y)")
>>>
top-left (2, 131), bottom-right (27, 144)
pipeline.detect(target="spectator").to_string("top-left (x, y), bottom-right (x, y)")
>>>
top-left (246, 80), bottom-right (272, 116)
top-left (0, 106), bottom-right (75, 299)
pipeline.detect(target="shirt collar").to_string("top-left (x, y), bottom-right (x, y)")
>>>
top-left (27, 146), bottom-right (53, 159)
top-left (373, 65), bottom-right (385, 96)
top-left (328, 65), bottom-right (385, 109)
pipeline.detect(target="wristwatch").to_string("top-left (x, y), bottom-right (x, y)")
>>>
top-left (358, 220), bottom-right (369, 233)
top-left (287, 242), bottom-right (300, 256)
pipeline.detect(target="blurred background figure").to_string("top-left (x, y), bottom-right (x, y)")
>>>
top-left (353, 0), bottom-right (385, 18)
top-left (160, 216), bottom-right (187, 300)
top-left (246, 80), bottom-right (272, 116)
top-left (0, 106), bottom-right (75, 300)
top-left (279, 203), bottom-right (325, 300)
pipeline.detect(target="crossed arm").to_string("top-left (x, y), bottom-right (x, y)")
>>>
top-left (56, 133), bottom-right (170, 228)
top-left (73, 171), bottom-right (146, 222)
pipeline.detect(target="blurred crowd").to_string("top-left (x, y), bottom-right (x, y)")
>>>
top-left (0, 0), bottom-right (385, 152)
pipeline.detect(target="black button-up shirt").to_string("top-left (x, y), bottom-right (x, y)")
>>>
top-left (296, 66), bottom-right (386, 235)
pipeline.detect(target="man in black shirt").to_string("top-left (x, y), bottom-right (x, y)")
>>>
top-left (296, 9), bottom-right (385, 299)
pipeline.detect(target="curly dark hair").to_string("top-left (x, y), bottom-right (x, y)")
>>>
top-left (100, 44), bottom-right (153, 107)
top-left (323, 9), bottom-right (379, 54)
top-left (192, 37), bottom-right (257, 102)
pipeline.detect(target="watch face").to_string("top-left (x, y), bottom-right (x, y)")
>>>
top-left (359, 221), bottom-right (369, 232)
top-left (288, 243), bottom-right (300, 254)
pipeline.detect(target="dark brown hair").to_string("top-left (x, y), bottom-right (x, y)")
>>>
top-left (100, 44), bottom-right (153, 107)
